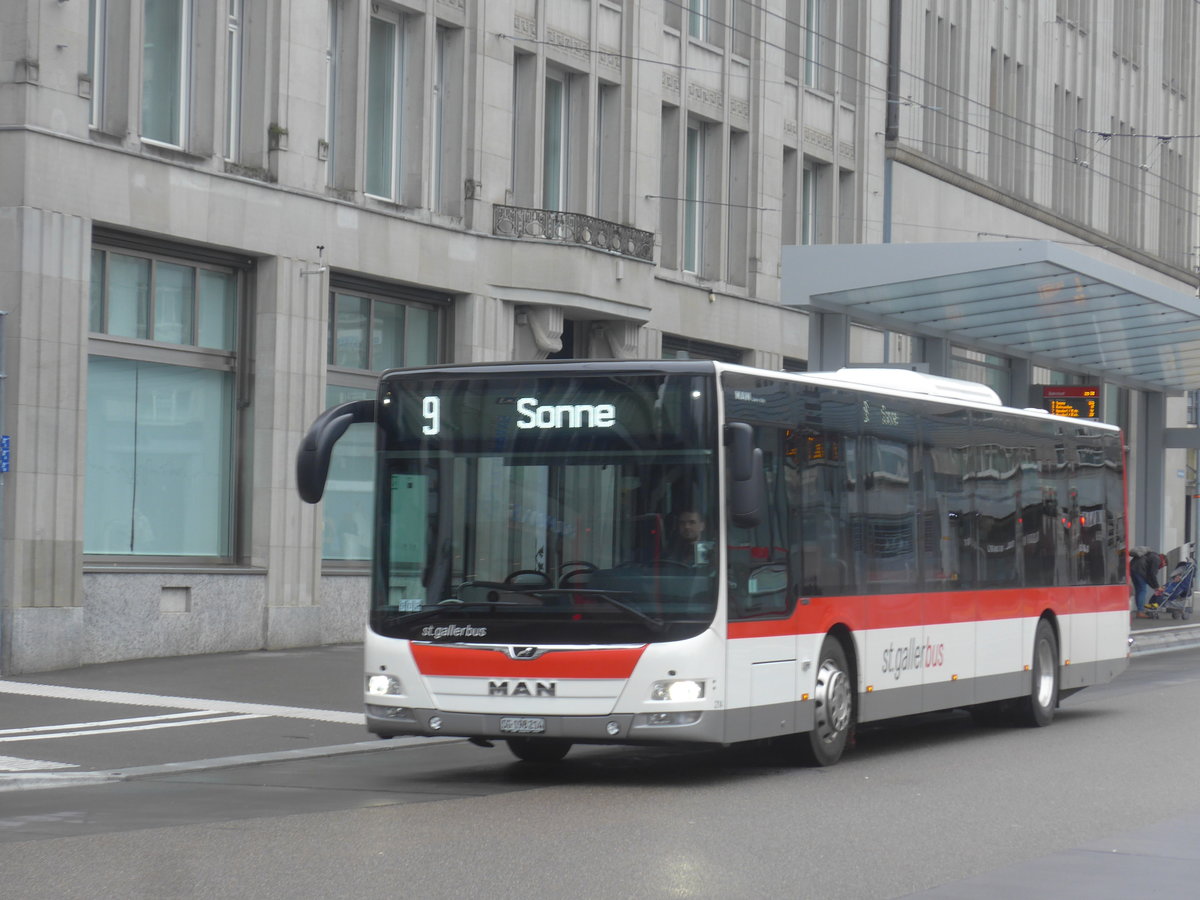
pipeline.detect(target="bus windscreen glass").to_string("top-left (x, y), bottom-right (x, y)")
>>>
top-left (371, 372), bottom-right (719, 645)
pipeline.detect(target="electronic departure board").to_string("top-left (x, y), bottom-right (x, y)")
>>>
top-left (1038, 385), bottom-right (1101, 419)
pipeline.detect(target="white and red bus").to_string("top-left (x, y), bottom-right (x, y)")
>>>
top-left (297, 361), bottom-right (1129, 765)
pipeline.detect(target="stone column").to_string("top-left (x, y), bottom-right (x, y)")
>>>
top-left (252, 256), bottom-right (327, 649)
top-left (0, 208), bottom-right (89, 674)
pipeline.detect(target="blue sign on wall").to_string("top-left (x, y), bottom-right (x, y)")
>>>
top-left (1, 435), bottom-right (9, 473)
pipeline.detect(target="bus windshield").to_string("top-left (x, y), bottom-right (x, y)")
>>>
top-left (371, 371), bottom-right (718, 645)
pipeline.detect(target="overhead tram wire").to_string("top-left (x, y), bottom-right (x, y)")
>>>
top-left (503, 4), bottom-right (1200, 238)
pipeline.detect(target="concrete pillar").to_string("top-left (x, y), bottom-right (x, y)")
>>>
top-left (0, 208), bottom-right (89, 674)
top-left (923, 336), bottom-right (952, 377)
top-left (1141, 391), bottom-right (1167, 551)
top-left (808, 312), bottom-right (850, 371)
top-left (255, 257), bottom-right (326, 649)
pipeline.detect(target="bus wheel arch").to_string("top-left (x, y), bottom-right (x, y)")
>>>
top-left (798, 630), bottom-right (857, 766)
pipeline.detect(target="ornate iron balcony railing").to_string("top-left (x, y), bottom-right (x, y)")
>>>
top-left (492, 204), bottom-right (654, 262)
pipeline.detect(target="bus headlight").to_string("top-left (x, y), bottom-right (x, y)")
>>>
top-left (650, 679), bottom-right (705, 702)
top-left (366, 674), bottom-right (404, 696)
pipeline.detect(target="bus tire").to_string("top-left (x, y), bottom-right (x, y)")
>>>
top-left (506, 738), bottom-right (572, 763)
top-left (798, 637), bottom-right (855, 766)
top-left (1019, 618), bottom-right (1059, 728)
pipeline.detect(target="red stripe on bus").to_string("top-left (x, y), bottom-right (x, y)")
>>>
top-left (728, 584), bottom-right (1128, 639)
top-left (411, 644), bottom-right (648, 678)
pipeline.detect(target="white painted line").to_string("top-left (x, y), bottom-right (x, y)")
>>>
top-left (0, 680), bottom-right (363, 724)
top-left (0, 736), bottom-right (463, 792)
top-left (0, 755), bottom-right (78, 772)
top-left (0, 713), bottom-right (265, 743)
top-left (0, 709), bottom-right (221, 737)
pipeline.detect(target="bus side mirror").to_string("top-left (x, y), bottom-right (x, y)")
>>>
top-left (725, 422), bottom-right (766, 529)
top-left (296, 399), bottom-right (376, 503)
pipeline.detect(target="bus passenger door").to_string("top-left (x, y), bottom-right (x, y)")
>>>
top-left (724, 424), bottom-right (801, 743)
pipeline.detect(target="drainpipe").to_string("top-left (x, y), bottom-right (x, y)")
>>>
top-left (883, 0), bottom-right (902, 244)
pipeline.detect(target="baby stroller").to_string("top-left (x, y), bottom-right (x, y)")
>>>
top-left (1146, 560), bottom-right (1195, 620)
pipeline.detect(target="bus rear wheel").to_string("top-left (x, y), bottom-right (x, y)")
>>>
top-left (798, 637), bottom-right (854, 766)
top-left (506, 738), bottom-right (572, 763)
top-left (1018, 618), bottom-right (1059, 727)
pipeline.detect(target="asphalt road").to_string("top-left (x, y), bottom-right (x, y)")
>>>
top-left (1, 642), bottom-right (1199, 898)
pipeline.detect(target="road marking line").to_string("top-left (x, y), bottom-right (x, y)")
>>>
top-left (0, 810), bottom-right (89, 827)
top-left (0, 680), bottom-right (363, 724)
top-left (0, 710), bottom-right (222, 737)
top-left (0, 755), bottom-right (78, 773)
top-left (0, 713), bottom-right (265, 743)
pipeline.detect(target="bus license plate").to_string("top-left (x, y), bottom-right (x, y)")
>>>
top-left (500, 717), bottom-right (545, 734)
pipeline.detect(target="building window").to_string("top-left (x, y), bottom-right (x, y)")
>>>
top-left (684, 122), bottom-right (706, 273)
top-left (1052, 85), bottom-right (1089, 221)
top-left (688, 0), bottom-right (709, 42)
top-left (662, 335), bottom-right (743, 364)
top-left (595, 82), bottom-right (621, 222)
top-left (730, 0), bottom-right (751, 58)
top-left (142, 0), bottom-right (191, 146)
top-left (659, 105), bottom-right (681, 265)
top-left (951, 347), bottom-right (1011, 402)
top-left (432, 25), bottom-right (449, 212)
top-left (988, 51), bottom-right (1031, 197)
top-left (801, 159), bottom-right (824, 244)
top-left (88, 0), bottom-right (107, 127)
top-left (85, 244), bottom-right (241, 557)
top-left (328, 291), bottom-right (439, 373)
top-left (324, 284), bottom-right (444, 560)
top-left (785, 0), bottom-right (801, 81)
top-left (543, 70), bottom-right (571, 211)
top-left (224, 0), bottom-right (243, 160)
top-left (323, 1), bottom-right (339, 174)
top-left (366, 10), bottom-right (405, 199)
top-left (805, 0), bottom-right (831, 90)
top-left (727, 129), bottom-right (750, 287)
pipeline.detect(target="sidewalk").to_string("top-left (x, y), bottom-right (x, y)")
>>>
top-left (1128, 605), bottom-right (1200, 655)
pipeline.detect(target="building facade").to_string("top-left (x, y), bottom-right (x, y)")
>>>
top-left (0, 0), bottom-right (1197, 673)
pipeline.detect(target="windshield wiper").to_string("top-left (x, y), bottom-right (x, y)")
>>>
top-left (558, 589), bottom-right (667, 633)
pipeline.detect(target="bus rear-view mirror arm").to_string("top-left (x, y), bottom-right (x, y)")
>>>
top-left (725, 422), bottom-right (766, 529)
top-left (296, 399), bottom-right (376, 503)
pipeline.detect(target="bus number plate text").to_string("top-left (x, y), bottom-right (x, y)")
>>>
top-left (500, 717), bottom-right (545, 734)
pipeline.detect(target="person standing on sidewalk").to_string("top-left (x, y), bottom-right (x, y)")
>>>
top-left (1130, 547), bottom-right (1161, 619)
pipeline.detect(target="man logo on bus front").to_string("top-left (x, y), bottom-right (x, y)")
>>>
top-left (509, 646), bottom-right (542, 659)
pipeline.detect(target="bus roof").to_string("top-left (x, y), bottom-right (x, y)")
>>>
top-left (378, 359), bottom-right (1119, 432)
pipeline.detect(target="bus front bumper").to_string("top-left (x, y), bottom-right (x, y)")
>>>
top-left (365, 705), bottom-right (727, 745)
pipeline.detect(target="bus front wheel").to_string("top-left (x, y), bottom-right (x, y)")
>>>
top-left (798, 637), bottom-right (854, 766)
top-left (1019, 618), bottom-right (1059, 728)
top-left (506, 738), bottom-right (572, 763)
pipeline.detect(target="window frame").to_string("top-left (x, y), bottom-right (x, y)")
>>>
top-left (85, 238), bottom-right (247, 564)
top-left (365, 9), bottom-right (405, 200)
top-left (683, 121), bottom-right (706, 274)
top-left (543, 69), bottom-right (570, 211)
top-left (141, 0), bottom-right (193, 149)
top-left (323, 280), bottom-right (448, 563)
top-left (88, 0), bottom-right (107, 128)
top-left (224, 0), bottom-right (243, 161)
